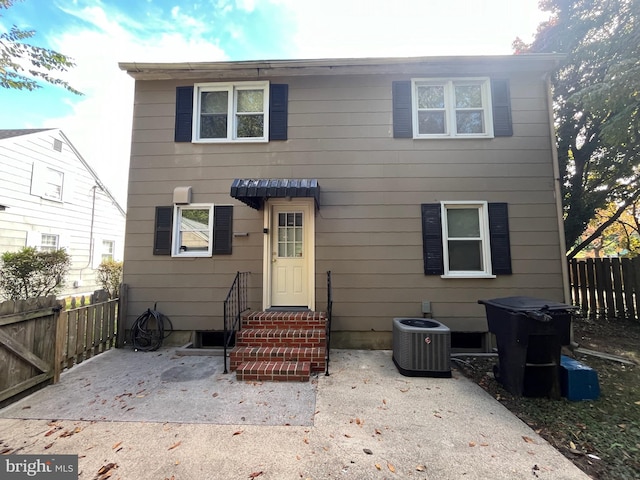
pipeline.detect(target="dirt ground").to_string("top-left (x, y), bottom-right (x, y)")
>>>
top-left (457, 317), bottom-right (640, 480)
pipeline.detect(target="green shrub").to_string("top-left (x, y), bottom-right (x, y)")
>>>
top-left (0, 247), bottom-right (71, 300)
top-left (97, 259), bottom-right (123, 299)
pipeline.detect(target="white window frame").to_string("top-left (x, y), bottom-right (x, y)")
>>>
top-left (412, 78), bottom-right (494, 139)
top-left (40, 233), bottom-right (60, 253)
top-left (441, 201), bottom-right (495, 278)
top-left (101, 239), bottom-right (115, 262)
top-left (171, 204), bottom-right (214, 257)
top-left (31, 163), bottom-right (66, 201)
top-left (193, 81), bottom-right (269, 143)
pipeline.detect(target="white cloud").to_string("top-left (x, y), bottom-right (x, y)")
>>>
top-left (275, 0), bottom-right (550, 58)
top-left (41, 2), bottom-right (227, 207)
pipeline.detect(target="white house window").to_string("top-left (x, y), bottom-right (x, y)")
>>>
top-left (101, 240), bottom-right (115, 262)
top-left (172, 204), bottom-right (214, 257)
top-left (441, 202), bottom-right (494, 277)
top-left (412, 78), bottom-right (493, 138)
top-left (194, 81), bottom-right (269, 142)
top-left (40, 234), bottom-right (59, 253)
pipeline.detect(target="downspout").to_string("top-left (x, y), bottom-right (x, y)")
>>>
top-left (545, 74), bottom-right (571, 304)
top-left (78, 185), bottom-right (98, 284)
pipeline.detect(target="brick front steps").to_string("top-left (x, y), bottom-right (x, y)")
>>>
top-left (230, 311), bottom-right (327, 382)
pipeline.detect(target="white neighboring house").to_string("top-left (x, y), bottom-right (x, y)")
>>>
top-left (0, 129), bottom-right (126, 297)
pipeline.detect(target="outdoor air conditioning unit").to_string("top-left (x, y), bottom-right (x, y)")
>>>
top-left (392, 318), bottom-right (451, 378)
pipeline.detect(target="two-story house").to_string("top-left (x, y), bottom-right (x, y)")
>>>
top-left (0, 129), bottom-right (126, 297)
top-left (118, 54), bottom-right (567, 356)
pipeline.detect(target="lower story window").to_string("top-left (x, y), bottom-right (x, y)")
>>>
top-left (172, 204), bottom-right (214, 257)
top-left (442, 202), bottom-right (492, 276)
top-left (101, 240), bottom-right (115, 262)
top-left (40, 234), bottom-right (59, 253)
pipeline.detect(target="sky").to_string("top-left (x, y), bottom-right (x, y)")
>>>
top-left (0, 0), bottom-right (551, 207)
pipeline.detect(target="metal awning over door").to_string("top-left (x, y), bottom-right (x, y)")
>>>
top-left (230, 178), bottom-right (320, 210)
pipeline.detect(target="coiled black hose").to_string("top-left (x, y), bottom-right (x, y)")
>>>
top-left (131, 303), bottom-right (173, 351)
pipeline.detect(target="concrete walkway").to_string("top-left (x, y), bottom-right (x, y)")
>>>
top-left (0, 348), bottom-right (590, 479)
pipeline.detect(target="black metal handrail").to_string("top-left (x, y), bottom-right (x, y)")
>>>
top-left (223, 271), bottom-right (250, 374)
top-left (325, 270), bottom-right (333, 376)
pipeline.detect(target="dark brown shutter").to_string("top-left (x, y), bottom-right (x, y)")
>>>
top-left (154, 206), bottom-right (173, 255)
top-left (421, 204), bottom-right (444, 275)
top-left (488, 202), bottom-right (512, 274)
top-left (175, 86), bottom-right (194, 142)
top-left (392, 81), bottom-right (413, 138)
top-left (269, 84), bottom-right (288, 140)
top-left (213, 205), bottom-right (233, 255)
top-left (491, 79), bottom-right (513, 137)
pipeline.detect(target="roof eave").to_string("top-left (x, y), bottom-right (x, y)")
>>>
top-left (118, 54), bottom-right (565, 81)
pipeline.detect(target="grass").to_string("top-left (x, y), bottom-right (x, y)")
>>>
top-left (457, 317), bottom-right (640, 480)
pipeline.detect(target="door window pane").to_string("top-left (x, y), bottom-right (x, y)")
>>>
top-left (277, 212), bottom-right (303, 258)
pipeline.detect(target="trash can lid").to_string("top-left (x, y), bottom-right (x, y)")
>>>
top-left (478, 296), bottom-right (576, 312)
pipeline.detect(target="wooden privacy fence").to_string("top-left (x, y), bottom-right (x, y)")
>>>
top-left (568, 257), bottom-right (640, 321)
top-left (0, 288), bottom-right (123, 408)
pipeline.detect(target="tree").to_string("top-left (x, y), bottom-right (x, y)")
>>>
top-left (0, 247), bottom-right (71, 300)
top-left (0, 0), bottom-right (81, 93)
top-left (577, 201), bottom-right (640, 257)
top-left (96, 260), bottom-right (123, 299)
top-left (515, 0), bottom-right (640, 257)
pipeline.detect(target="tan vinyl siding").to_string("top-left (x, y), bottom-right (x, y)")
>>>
top-left (123, 65), bottom-right (565, 343)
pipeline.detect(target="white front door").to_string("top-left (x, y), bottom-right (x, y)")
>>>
top-left (266, 201), bottom-right (315, 309)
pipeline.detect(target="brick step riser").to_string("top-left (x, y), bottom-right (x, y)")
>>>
top-left (237, 331), bottom-right (326, 346)
top-left (242, 320), bottom-right (327, 330)
top-left (230, 356), bottom-right (325, 372)
top-left (236, 361), bottom-right (310, 382)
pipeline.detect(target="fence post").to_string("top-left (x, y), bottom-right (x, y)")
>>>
top-left (117, 283), bottom-right (128, 348)
top-left (53, 300), bottom-right (66, 383)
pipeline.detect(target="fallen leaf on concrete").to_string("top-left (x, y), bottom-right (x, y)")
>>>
top-left (45, 427), bottom-right (62, 436)
top-left (388, 462), bottom-right (395, 472)
top-left (522, 436), bottom-right (536, 444)
top-left (248, 471), bottom-right (263, 478)
top-left (22, 406), bottom-right (31, 409)
top-left (363, 448), bottom-right (373, 455)
top-left (96, 462), bottom-right (117, 476)
top-left (416, 465), bottom-right (426, 471)
top-left (233, 430), bottom-right (244, 436)
top-left (382, 399), bottom-right (387, 405)
top-left (0, 448), bottom-right (12, 454)
top-left (375, 464), bottom-right (382, 470)
top-left (112, 441), bottom-right (122, 450)
top-left (212, 392), bottom-right (219, 397)
top-left (355, 417), bottom-right (363, 425)
top-left (344, 434), bottom-right (352, 438)
top-left (168, 441), bottom-right (182, 450)
top-left (44, 443), bottom-right (53, 450)
top-left (469, 442), bottom-right (476, 447)
top-left (59, 427), bottom-right (82, 438)
top-left (480, 443), bottom-right (489, 447)
top-left (374, 428), bottom-right (382, 435)
top-left (399, 388), bottom-right (410, 393)
top-left (303, 438), bottom-right (309, 444)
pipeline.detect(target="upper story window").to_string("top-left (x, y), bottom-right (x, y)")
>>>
top-left (193, 81), bottom-right (269, 143)
top-left (411, 78), bottom-right (493, 138)
top-left (172, 204), bottom-right (214, 257)
top-left (31, 163), bottom-right (68, 202)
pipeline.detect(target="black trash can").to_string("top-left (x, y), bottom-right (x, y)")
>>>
top-left (478, 296), bottom-right (576, 398)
